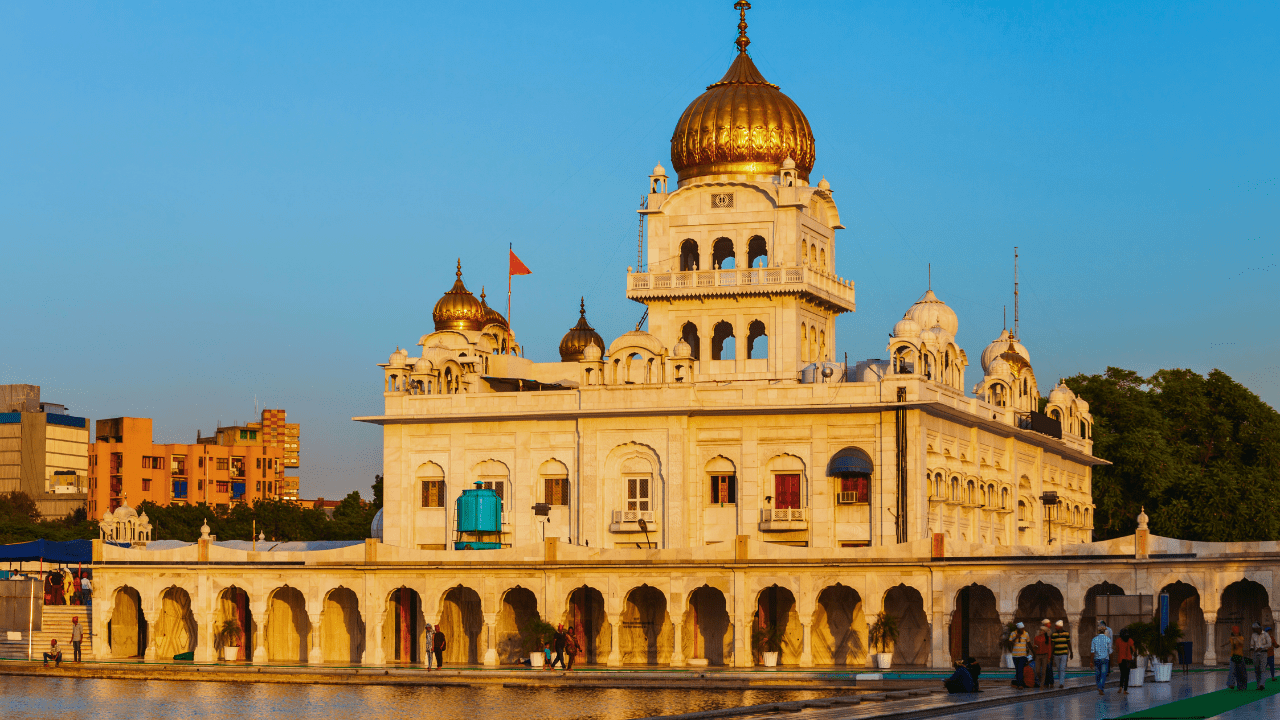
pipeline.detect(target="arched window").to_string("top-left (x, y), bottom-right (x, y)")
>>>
top-left (681, 322), bottom-right (700, 361)
top-left (680, 239), bottom-right (699, 271)
top-left (540, 459), bottom-right (569, 506)
top-left (1017, 500), bottom-right (1027, 522)
top-left (810, 329), bottom-right (818, 364)
top-left (706, 456), bottom-right (736, 505)
top-left (828, 447), bottom-right (872, 504)
top-left (626, 352), bottom-right (643, 383)
top-left (747, 236), bottom-right (768, 268)
top-left (473, 460), bottom-right (509, 505)
top-left (819, 247), bottom-right (826, 270)
top-left (801, 325), bottom-right (809, 362)
top-left (809, 243), bottom-right (817, 266)
top-left (819, 330), bottom-right (826, 361)
top-left (746, 320), bottom-right (768, 359)
top-left (417, 462), bottom-right (445, 508)
top-left (712, 237), bottom-right (735, 269)
top-left (935, 472), bottom-right (945, 498)
top-left (1001, 487), bottom-right (1010, 509)
top-left (950, 477), bottom-right (959, 500)
top-left (966, 480), bottom-right (976, 504)
top-left (711, 321), bottom-right (735, 360)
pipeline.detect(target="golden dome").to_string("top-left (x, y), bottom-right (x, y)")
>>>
top-left (479, 288), bottom-right (509, 329)
top-left (670, 3), bottom-right (815, 184)
top-left (559, 298), bottom-right (605, 362)
top-left (432, 260), bottom-right (486, 332)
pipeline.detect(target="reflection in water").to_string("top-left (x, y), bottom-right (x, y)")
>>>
top-left (0, 676), bottom-right (834, 720)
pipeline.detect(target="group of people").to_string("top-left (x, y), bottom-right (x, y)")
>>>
top-left (421, 623), bottom-right (447, 669)
top-left (1003, 620), bottom-right (1075, 692)
top-left (1226, 623), bottom-right (1275, 692)
top-left (41, 616), bottom-right (86, 667)
top-left (535, 625), bottom-right (580, 670)
top-left (42, 569), bottom-right (91, 606)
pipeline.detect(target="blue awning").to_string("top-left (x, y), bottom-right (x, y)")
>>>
top-left (0, 539), bottom-right (94, 563)
top-left (828, 450), bottom-right (874, 476)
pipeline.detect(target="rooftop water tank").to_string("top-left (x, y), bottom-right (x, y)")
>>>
top-left (456, 481), bottom-right (502, 533)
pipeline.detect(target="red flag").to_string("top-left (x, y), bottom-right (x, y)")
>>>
top-left (509, 250), bottom-right (532, 276)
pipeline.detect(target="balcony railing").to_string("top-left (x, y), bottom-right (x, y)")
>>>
top-left (627, 266), bottom-right (854, 310)
top-left (759, 507), bottom-right (808, 532)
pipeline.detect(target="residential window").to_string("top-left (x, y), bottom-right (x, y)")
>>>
top-left (544, 477), bottom-right (569, 506)
top-left (198, 456), bottom-right (205, 469)
top-left (626, 476), bottom-right (650, 512)
top-left (249, 430), bottom-right (257, 440)
top-left (773, 474), bottom-right (801, 509)
top-left (710, 475), bottom-right (736, 504)
top-left (481, 481), bottom-right (505, 502)
top-left (142, 479), bottom-right (151, 491)
top-left (230, 458), bottom-right (245, 478)
top-left (837, 476), bottom-right (868, 504)
top-left (421, 480), bottom-right (445, 508)
top-left (256, 458), bottom-right (262, 469)
top-left (216, 481), bottom-right (229, 493)
top-left (216, 458), bottom-right (229, 471)
top-left (256, 481), bottom-right (262, 492)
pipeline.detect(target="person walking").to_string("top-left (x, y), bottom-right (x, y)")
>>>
top-left (70, 617), bottom-right (84, 663)
top-left (1009, 622), bottom-right (1031, 688)
top-left (1114, 629), bottom-right (1136, 694)
top-left (432, 624), bottom-right (446, 669)
top-left (1250, 622), bottom-right (1271, 691)
top-left (1267, 627), bottom-right (1277, 682)
top-left (423, 622), bottom-right (436, 670)
top-left (564, 625), bottom-right (579, 671)
top-left (1091, 625), bottom-right (1113, 695)
top-left (1033, 621), bottom-right (1052, 689)
top-left (551, 625), bottom-right (568, 669)
top-left (1228, 625), bottom-right (1247, 690)
top-left (81, 572), bottom-right (92, 606)
top-left (1051, 620), bottom-right (1073, 689)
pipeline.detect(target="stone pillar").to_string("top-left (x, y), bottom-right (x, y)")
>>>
top-left (671, 618), bottom-right (685, 667)
top-left (94, 601), bottom-right (114, 660)
top-left (1204, 612), bottom-right (1218, 666)
top-left (1068, 613), bottom-right (1084, 668)
top-left (607, 613), bottom-right (622, 667)
top-left (933, 614), bottom-right (951, 669)
top-left (372, 611), bottom-right (388, 666)
top-left (250, 597), bottom-right (268, 663)
top-left (197, 612), bottom-right (216, 663)
top-left (799, 621), bottom-right (814, 667)
top-left (482, 613), bottom-right (498, 667)
top-left (142, 604), bottom-right (159, 660)
top-left (308, 612), bottom-right (323, 664)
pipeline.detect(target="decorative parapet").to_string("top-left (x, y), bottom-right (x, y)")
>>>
top-left (627, 266), bottom-right (855, 313)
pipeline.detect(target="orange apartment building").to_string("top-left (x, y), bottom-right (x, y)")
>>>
top-left (199, 408), bottom-right (301, 500)
top-left (87, 417), bottom-right (285, 517)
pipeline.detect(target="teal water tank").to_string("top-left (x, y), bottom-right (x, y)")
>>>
top-left (456, 481), bottom-right (502, 533)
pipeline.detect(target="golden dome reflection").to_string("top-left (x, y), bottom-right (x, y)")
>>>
top-left (432, 260), bottom-right (487, 332)
top-left (669, 2), bottom-right (815, 184)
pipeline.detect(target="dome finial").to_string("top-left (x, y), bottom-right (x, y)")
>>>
top-left (734, 0), bottom-right (751, 54)
top-left (580, 297), bottom-right (586, 317)
top-left (456, 258), bottom-right (463, 280)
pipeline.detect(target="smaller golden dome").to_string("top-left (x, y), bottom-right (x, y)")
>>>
top-left (433, 260), bottom-right (487, 332)
top-left (479, 288), bottom-right (509, 329)
top-left (559, 298), bottom-right (605, 362)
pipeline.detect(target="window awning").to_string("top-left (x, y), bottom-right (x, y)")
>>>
top-left (828, 449), bottom-right (873, 476)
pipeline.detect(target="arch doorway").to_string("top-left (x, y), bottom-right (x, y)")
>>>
top-left (950, 584), bottom-right (1000, 665)
top-left (567, 586), bottom-right (607, 665)
top-left (684, 585), bottom-right (732, 666)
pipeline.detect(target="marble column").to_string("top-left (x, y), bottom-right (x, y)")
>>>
top-left (197, 611), bottom-right (216, 663)
top-left (799, 621), bottom-right (814, 667)
top-left (482, 612), bottom-right (498, 667)
top-left (1068, 612), bottom-right (1084, 668)
top-left (250, 597), bottom-right (268, 663)
top-left (670, 619), bottom-right (685, 667)
top-left (1203, 612), bottom-right (1218, 666)
top-left (142, 604), bottom-right (158, 660)
top-left (94, 601), bottom-right (114, 660)
top-left (308, 612), bottom-right (323, 664)
top-left (607, 613), bottom-right (622, 667)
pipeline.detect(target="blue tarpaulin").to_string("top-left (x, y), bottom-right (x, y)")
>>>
top-left (0, 539), bottom-right (94, 563)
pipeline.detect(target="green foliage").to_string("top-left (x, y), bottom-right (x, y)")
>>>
top-left (869, 611), bottom-right (899, 654)
top-left (218, 618), bottom-right (243, 647)
top-left (1068, 367), bottom-right (1280, 542)
top-left (0, 491), bottom-right (98, 543)
top-left (1124, 619), bottom-right (1183, 662)
top-left (750, 614), bottom-right (784, 655)
top-left (520, 617), bottom-right (556, 654)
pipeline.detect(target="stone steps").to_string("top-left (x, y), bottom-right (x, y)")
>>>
top-left (1, 605), bottom-right (94, 659)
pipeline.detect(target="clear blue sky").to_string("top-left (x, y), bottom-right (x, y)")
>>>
top-left (2, 1), bottom-right (1276, 500)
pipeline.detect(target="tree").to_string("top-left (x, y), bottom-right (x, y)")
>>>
top-left (1068, 367), bottom-right (1280, 542)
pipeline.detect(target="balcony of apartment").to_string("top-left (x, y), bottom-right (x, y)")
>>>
top-left (759, 507), bottom-right (808, 532)
top-left (609, 510), bottom-right (658, 534)
top-left (625, 266), bottom-right (855, 311)
top-left (171, 480), bottom-right (189, 499)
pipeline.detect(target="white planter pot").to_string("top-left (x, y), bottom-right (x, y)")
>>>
top-left (1128, 667), bottom-right (1145, 687)
top-left (873, 653), bottom-right (893, 669)
top-left (223, 646), bottom-right (240, 661)
top-left (1152, 662), bottom-right (1172, 682)
top-left (1001, 652), bottom-right (1013, 669)
top-left (762, 651), bottom-right (779, 667)
top-left (530, 653), bottom-right (544, 668)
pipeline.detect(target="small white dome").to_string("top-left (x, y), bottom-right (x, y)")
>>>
top-left (582, 343), bottom-right (603, 361)
top-left (892, 316), bottom-right (921, 339)
top-left (905, 289), bottom-right (959, 337)
top-left (652, 164), bottom-right (667, 176)
top-left (781, 157), bottom-right (796, 169)
top-left (817, 177), bottom-right (830, 190)
top-left (673, 338), bottom-right (692, 357)
top-left (370, 508), bottom-right (384, 541)
top-left (1047, 382), bottom-right (1075, 406)
top-left (413, 356), bottom-right (433, 372)
top-left (388, 347), bottom-right (408, 367)
top-left (980, 330), bottom-right (1031, 374)
top-left (920, 322), bottom-right (952, 347)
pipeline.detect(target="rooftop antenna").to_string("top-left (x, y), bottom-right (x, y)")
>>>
top-left (1013, 247), bottom-right (1020, 340)
top-left (1003, 305), bottom-right (1007, 332)
top-left (927, 263), bottom-right (932, 292)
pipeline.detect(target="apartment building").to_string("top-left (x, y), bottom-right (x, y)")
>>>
top-left (88, 417), bottom-right (284, 517)
top-left (199, 408), bottom-right (302, 500)
top-left (0, 384), bottom-right (90, 518)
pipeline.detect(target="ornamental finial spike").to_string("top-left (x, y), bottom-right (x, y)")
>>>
top-left (580, 297), bottom-right (586, 316)
top-left (456, 258), bottom-right (463, 279)
top-left (734, 0), bottom-right (751, 54)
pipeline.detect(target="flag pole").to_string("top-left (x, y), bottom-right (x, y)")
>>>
top-left (508, 242), bottom-right (513, 329)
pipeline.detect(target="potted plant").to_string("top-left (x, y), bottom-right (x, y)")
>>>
top-left (750, 616), bottom-right (784, 667)
top-left (998, 621), bottom-right (1018, 669)
top-left (1148, 621), bottom-right (1183, 683)
top-left (868, 612), bottom-right (899, 669)
top-left (218, 618), bottom-right (243, 662)
top-left (520, 618), bottom-right (556, 669)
